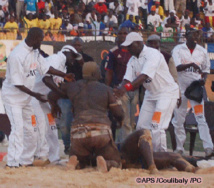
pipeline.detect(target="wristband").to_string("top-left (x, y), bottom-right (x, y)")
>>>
top-left (124, 83), bottom-right (134, 91)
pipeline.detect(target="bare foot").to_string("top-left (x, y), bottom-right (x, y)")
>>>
top-left (67, 155), bottom-right (79, 170)
top-left (148, 164), bottom-right (159, 175)
top-left (185, 165), bottom-right (196, 173)
top-left (33, 159), bottom-right (50, 167)
top-left (96, 156), bottom-right (108, 173)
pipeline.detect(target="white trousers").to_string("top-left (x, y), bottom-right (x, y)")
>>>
top-left (137, 98), bottom-right (177, 152)
top-left (172, 95), bottom-right (214, 152)
top-left (32, 98), bottom-right (60, 162)
top-left (164, 0), bottom-right (175, 11)
top-left (5, 103), bottom-right (37, 166)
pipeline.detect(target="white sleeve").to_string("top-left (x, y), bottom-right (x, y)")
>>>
top-left (123, 59), bottom-right (135, 82)
top-left (86, 13), bottom-right (90, 22)
top-left (202, 50), bottom-right (210, 73)
top-left (8, 55), bottom-right (24, 86)
top-left (172, 46), bottom-right (182, 67)
top-left (140, 51), bottom-right (161, 79)
top-left (36, 54), bottom-right (51, 75)
top-left (113, 16), bottom-right (118, 24)
top-left (104, 16), bottom-right (108, 23)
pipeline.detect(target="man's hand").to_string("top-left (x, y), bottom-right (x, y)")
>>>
top-left (199, 79), bottom-right (205, 86)
top-left (51, 104), bottom-right (62, 118)
top-left (190, 63), bottom-right (202, 73)
top-left (33, 93), bottom-right (48, 103)
top-left (64, 73), bottom-right (75, 82)
top-left (177, 97), bottom-right (182, 108)
top-left (113, 86), bottom-right (126, 98)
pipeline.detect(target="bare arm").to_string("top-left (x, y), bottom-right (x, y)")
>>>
top-left (105, 69), bottom-right (113, 86)
top-left (42, 76), bottom-right (68, 98)
top-left (113, 74), bottom-right (148, 97)
top-left (176, 63), bottom-right (202, 73)
top-left (15, 85), bottom-right (47, 102)
top-left (47, 66), bottom-right (75, 82)
top-left (108, 89), bottom-right (124, 123)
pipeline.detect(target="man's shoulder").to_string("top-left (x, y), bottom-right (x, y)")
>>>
top-left (173, 43), bottom-right (186, 51)
top-left (110, 46), bottom-right (119, 53)
top-left (82, 52), bottom-right (93, 62)
top-left (195, 44), bottom-right (207, 55)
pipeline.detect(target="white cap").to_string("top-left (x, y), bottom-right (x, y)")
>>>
top-left (78, 22), bottom-right (84, 27)
top-left (147, 34), bottom-right (160, 41)
top-left (170, 10), bottom-right (176, 14)
top-left (121, 32), bottom-right (143, 46)
top-left (61, 45), bottom-right (82, 60)
top-left (98, 0), bottom-right (105, 2)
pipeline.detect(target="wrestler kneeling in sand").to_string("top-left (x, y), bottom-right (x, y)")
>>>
top-left (46, 61), bottom-right (195, 173)
top-left (46, 62), bottom-right (124, 172)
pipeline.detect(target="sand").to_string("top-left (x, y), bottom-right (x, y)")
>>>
top-left (0, 162), bottom-right (214, 188)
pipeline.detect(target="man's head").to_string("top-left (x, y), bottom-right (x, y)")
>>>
top-left (82, 61), bottom-right (101, 81)
top-left (155, 1), bottom-right (160, 7)
top-left (71, 37), bottom-right (84, 53)
top-left (184, 10), bottom-right (190, 17)
top-left (169, 10), bottom-right (176, 18)
top-left (9, 16), bottom-right (15, 23)
top-left (117, 27), bottom-right (129, 45)
top-left (61, 45), bottom-right (82, 63)
top-left (129, 15), bottom-right (133, 22)
top-left (121, 32), bottom-right (144, 57)
top-left (109, 9), bottom-right (113, 17)
top-left (151, 6), bottom-right (156, 15)
top-left (26, 27), bottom-right (44, 49)
top-left (147, 34), bottom-right (160, 50)
top-left (185, 28), bottom-right (201, 44)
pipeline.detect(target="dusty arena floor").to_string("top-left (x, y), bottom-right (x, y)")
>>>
top-left (0, 162), bottom-right (214, 188)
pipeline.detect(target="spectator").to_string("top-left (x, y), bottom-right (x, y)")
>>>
top-left (139, 0), bottom-right (148, 29)
top-left (44, 0), bottom-right (53, 16)
top-left (91, 13), bottom-right (105, 36)
top-left (0, 0), bottom-right (9, 13)
top-left (109, 0), bottom-right (124, 24)
top-left (94, 0), bottom-right (107, 18)
top-left (186, 0), bottom-right (200, 17)
top-left (38, 13), bottom-right (50, 31)
top-left (16, 0), bottom-right (25, 20)
top-left (72, 5), bottom-right (82, 25)
top-left (202, 22), bottom-right (214, 41)
top-left (204, 0), bottom-right (214, 27)
top-left (180, 10), bottom-right (191, 30)
top-left (191, 13), bottom-right (204, 29)
top-left (164, 10), bottom-right (179, 30)
top-left (4, 15), bottom-right (18, 33)
top-left (50, 10), bottom-right (62, 31)
top-left (37, 0), bottom-right (45, 15)
top-left (0, 5), bottom-right (5, 26)
top-left (125, 0), bottom-right (141, 22)
top-left (135, 15), bottom-right (143, 29)
top-left (151, 0), bottom-right (164, 19)
top-left (85, 7), bottom-right (97, 29)
top-left (24, 0), bottom-right (38, 16)
top-left (104, 9), bottom-right (118, 29)
top-left (147, 6), bottom-right (162, 31)
top-left (120, 14), bottom-right (136, 31)
top-left (23, 13), bottom-right (38, 29)
top-left (164, 0), bottom-right (174, 14)
top-left (175, 0), bottom-right (187, 14)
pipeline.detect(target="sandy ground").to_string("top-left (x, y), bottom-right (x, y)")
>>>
top-left (0, 162), bottom-right (214, 188)
top-left (0, 140), bottom-right (214, 188)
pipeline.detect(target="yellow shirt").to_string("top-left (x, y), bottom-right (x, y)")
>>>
top-left (38, 19), bottom-right (50, 30)
top-left (23, 17), bottom-right (38, 28)
top-left (4, 22), bottom-right (19, 33)
top-left (50, 17), bottom-right (62, 30)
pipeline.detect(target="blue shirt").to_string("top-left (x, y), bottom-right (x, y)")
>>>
top-left (25, 0), bottom-right (37, 12)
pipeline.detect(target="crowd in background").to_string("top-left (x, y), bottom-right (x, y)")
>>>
top-left (0, 0), bottom-right (214, 41)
